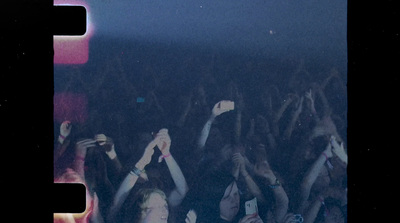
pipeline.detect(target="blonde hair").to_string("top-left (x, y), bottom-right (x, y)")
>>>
top-left (138, 188), bottom-right (167, 211)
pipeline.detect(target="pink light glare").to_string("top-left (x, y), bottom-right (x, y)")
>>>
top-left (53, 92), bottom-right (88, 124)
top-left (54, 0), bottom-right (94, 64)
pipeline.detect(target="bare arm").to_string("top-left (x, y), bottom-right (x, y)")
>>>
top-left (54, 121), bottom-right (72, 163)
top-left (283, 96), bottom-right (304, 141)
top-left (257, 115), bottom-right (277, 152)
top-left (303, 196), bottom-right (324, 223)
top-left (315, 87), bottom-right (331, 118)
top-left (232, 153), bottom-right (265, 203)
top-left (176, 92), bottom-right (193, 128)
top-left (272, 95), bottom-right (295, 137)
top-left (156, 129), bottom-right (189, 207)
top-left (297, 143), bottom-right (332, 214)
top-left (197, 113), bottom-right (216, 150)
top-left (197, 100), bottom-right (234, 149)
top-left (331, 136), bottom-right (348, 165)
top-left (234, 93), bottom-right (244, 144)
top-left (254, 161), bottom-right (289, 223)
top-left (304, 89), bottom-right (319, 123)
top-left (165, 154), bottom-right (189, 207)
top-left (72, 138), bottom-right (97, 180)
top-left (108, 139), bottom-right (157, 218)
top-left (94, 134), bottom-right (123, 173)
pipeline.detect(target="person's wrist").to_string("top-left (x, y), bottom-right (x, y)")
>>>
top-left (210, 113), bottom-right (217, 121)
top-left (264, 174), bottom-right (276, 184)
top-left (241, 169), bottom-right (251, 179)
top-left (135, 161), bottom-right (146, 170)
top-left (106, 148), bottom-right (117, 159)
top-left (162, 152), bottom-right (171, 158)
top-left (322, 151), bottom-right (332, 159)
top-left (130, 166), bottom-right (144, 177)
top-left (322, 151), bottom-right (334, 169)
top-left (268, 177), bottom-right (281, 189)
top-left (158, 152), bottom-right (171, 163)
top-left (75, 148), bottom-right (87, 158)
top-left (58, 134), bottom-right (66, 143)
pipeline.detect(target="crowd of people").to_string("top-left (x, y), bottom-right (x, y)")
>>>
top-left (54, 55), bottom-right (347, 223)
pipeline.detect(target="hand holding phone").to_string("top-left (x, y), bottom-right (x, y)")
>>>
top-left (212, 100), bottom-right (235, 117)
top-left (245, 198), bottom-right (258, 215)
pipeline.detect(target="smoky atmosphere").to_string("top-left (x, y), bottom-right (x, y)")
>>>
top-left (53, 1), bottom-right (348, 223)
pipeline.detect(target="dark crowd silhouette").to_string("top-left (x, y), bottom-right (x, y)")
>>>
top-left (54, 51), bottom-right (347, 223)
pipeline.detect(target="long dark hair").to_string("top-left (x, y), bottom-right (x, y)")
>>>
top-left (186, 169), bottom-right (238, 223)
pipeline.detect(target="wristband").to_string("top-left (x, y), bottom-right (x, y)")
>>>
top-left (158, 153), bottom-right (171, 163)
top-left (268, 178), bottom-right (281, 189)
top-left (322, 152), bottom-right (334, 169)
top-left (59, 134), bottom-right (66, 140)
top-left (130, 167), bottom-right (143, 177)
top-left (322, 152), bottom-right (329, 161)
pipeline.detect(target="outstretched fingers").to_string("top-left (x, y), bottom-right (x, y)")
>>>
top-left (185, 210), bottom-right (197, 223)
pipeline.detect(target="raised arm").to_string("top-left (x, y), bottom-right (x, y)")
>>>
top-left (197, 100), bottom-right (234, 149)
top-left (73, 138), bottom-right (97, 180)
top-left (315, 86), bottom-right (331, 118)
top-left (304, 89), bottom-right (319, 122)
top-left (156, 129), bottom-right (189, 207)
top-left (330, 136), bottom-right (348, 165)
top-left (232, 152), bottom-right (265, 203)
top-left (176, 92), bottom-right (193, 128)
top-left (283, 96), bottom-right (304, 141)
top-left (297, 142), bottom-right (333, 214)
top-left (253, 160), bottom-right (289, 223)
top-left (54, 121), bottom-right (72, 163)
top-left (256, 115), bottom-right (277, 153)
top-left (234, 92), bottom-right (244, 144)
top-left (94, 134), bottom-right (123, 173)
top-left (303, 196), bottom-right (325, 223)
top-left (108, 137), bottom-right (158, 219)
top-left (272, 94), bottom-right (296, 137)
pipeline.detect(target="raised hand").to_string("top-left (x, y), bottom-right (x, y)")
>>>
top-left (185, 210), bottom-right (197, 223)
top-left (212, 100), bottom-right (234, 117)
top-left (95, 134), bottom-right (117, 158)
top-left (305, 89), bottom-right (313, 102)
top-left (254, 160), bottom-right (274, 181)
top-left (330, 136), bottom-right (348, 164)
top-left (239, 213), bottom-right (264, 223)
top-left (323, 140), bottom-right (333, 158)
top-left (75, 138), bottom-right (97, 156)
top-left (94, 134), bottom-right (108, 146)
top-left (135, 136), bottom-right (160, 170)
top-left (294, 96), bottom-right (304, 114)
top-left (60, 121), bottom-right (72, 138)
top-left (232, 152), bottom-right (246, 170)
top-left (58, 121), bottom-right (72, 144)
top-left (232, 152), bottom-right (246, 179)
top-left (154, 128), bottom-right (171, 155)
